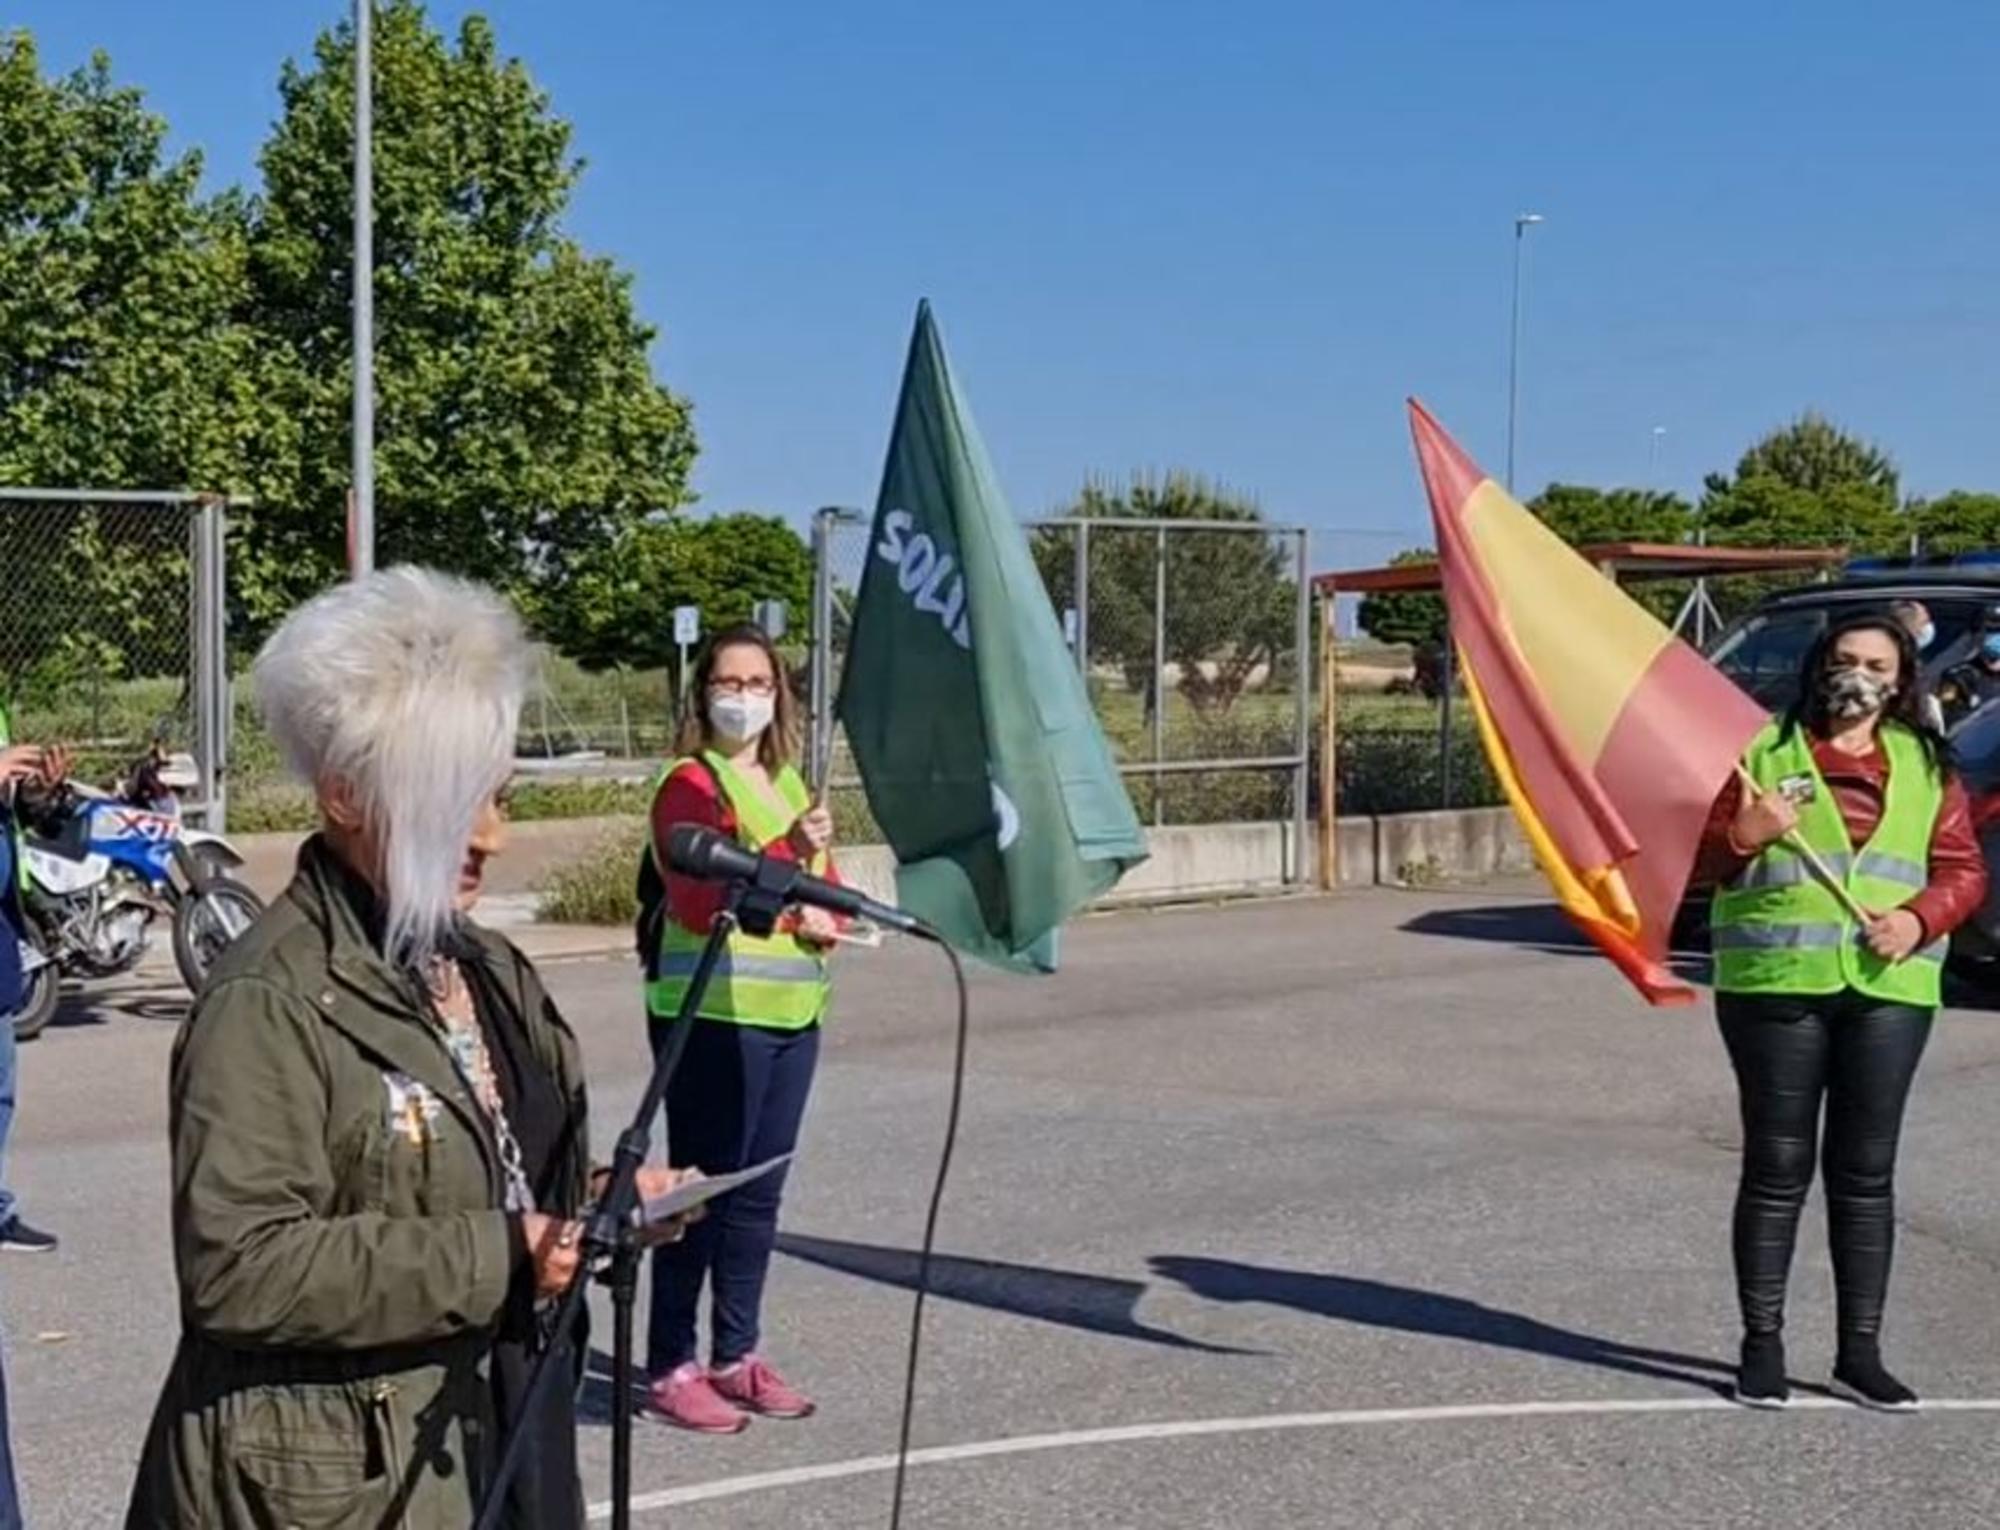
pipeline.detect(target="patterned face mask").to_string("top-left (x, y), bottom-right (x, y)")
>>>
top-left (1820, 666), bottom-right (1893, 722)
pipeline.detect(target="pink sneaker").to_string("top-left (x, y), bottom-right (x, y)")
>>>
top-left (710, 1355), bottom-right (816, 1419)
top-left (645, 1362), bottom-right (750, 1434)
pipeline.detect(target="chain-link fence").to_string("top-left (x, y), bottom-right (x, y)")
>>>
top-left (0, 489), bottom-right (230, 827)
top-left (809, 509), bottom-right (1313, 875)
top-left (513, 659), bottom-right (686, 761)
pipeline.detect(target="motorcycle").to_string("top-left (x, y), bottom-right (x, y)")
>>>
top-left (11, 746), bottom-right (264, 1040)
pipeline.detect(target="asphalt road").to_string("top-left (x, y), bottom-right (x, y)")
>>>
top-left (9, 886), bottom-right (2000, 1528)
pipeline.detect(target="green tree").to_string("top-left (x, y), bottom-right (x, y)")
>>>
top-left (238, 1), bottom-right (695, 631)
top-left (1701, 476), bottom-right (1901, 552)
top-left (1693, 418), bottom-right (1906, 624)
top-left (537, 513), bottom-right (812, 679)
top-left (1699, 415), bottom-right (1903, 553)
top-left (0, 32), bottom-right (277, 492)
top-left (1355, 549), bottom-right (1446, 650)
top-left (1908, 492), bottom-right (2000, 556)
top-left (1034, 473), bottom-right (1294, 717)
top-left (1530, 484), bottom-right (1693, 545)
top-left (0, 32), bottom-right (285, 705)
top-left (1727, 411), bottom-right (1898, 499)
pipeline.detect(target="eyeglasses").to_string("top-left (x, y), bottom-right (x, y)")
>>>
top-left (708, 676), bottom-right (776, 697)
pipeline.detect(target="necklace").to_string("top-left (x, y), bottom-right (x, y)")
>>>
top-left (425, 956), bottom-right (535, 1215)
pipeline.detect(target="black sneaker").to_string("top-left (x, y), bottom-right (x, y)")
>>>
top-left (1734, 1333), bottom-right (1789, 1409)
top-left (1833, 1350), bottom-right (1920, 1412)
top-left (0, 1218), bottom-right (56, 1254)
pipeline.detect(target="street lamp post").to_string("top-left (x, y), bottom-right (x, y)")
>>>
top-left (351, 0), bottom-right (375, 576)
top-left (1440, 211), bottom-right (1543, 809)
top-left (1504, 212), bottom-right (1544, 494)
top-left (1649, 425), bottom-right (1667, 488)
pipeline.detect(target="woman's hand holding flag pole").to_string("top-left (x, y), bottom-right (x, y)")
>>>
top-left (1729, 764), bottom-right (1873, 925)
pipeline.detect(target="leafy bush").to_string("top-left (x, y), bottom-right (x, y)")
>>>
top-left (228, 782), bottom-right (318, 833)
top-left (229, 776), bottom-right (664, 836)
top-left (510, 778), bottom-right (654, 820)
top-left (1333, 722), bottom-right (1500, 815)
top-left (537, 821), bottom-right (648, 925)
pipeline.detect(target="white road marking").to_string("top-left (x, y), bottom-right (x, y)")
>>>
top-left (589, 1395), bottom-right (2000, 1520)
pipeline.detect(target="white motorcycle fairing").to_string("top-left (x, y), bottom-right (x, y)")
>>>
top-left (22, 844), bottom-right (110, 897)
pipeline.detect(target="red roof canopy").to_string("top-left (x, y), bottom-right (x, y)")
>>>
top-left (1312, 542), bottom-right (1845, 595)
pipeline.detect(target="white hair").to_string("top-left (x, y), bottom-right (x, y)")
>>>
top-left (254, 566), bottom-right (527, 966)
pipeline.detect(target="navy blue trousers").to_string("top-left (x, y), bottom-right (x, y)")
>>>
top-left (646, 1018), bottom-right (820, 1374)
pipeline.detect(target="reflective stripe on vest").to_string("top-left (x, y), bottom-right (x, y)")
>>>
top-left (654, 950), bottom-right (827, 983)
top-left (646, 750), bottom-right (829, 1029)
top-left (1855, 850), bottom-right (1926, 888)
top-left (1711, 721), bottom-right (1945, 1006)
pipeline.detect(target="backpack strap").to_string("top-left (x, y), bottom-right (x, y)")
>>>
top-left (635, 754), bottom-right (731, 976)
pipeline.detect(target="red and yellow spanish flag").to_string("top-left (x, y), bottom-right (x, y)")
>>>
top-left (1411, 400), bottom-right (1767, 1005)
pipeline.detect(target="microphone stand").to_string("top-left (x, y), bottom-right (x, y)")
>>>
top-left (476, 858), bottom-right (797, 1530)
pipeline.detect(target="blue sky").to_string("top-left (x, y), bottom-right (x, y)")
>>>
top-left (12, 0), bottom-right (2000, 571)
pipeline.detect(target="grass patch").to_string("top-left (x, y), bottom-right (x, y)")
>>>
top-left (228, 781), bottom-right (318, 834)
top-left (509, 778), bottom-right (655, 820)
top-left (537, 820), bottom-right (648, 925)
top-left (226, 776), bottom-right (663, 835)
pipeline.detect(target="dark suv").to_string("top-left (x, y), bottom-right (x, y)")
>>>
top-left (1700, 554), bottom-right (2000, 973)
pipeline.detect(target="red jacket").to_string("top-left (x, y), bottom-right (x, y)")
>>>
top-left (650, 761), bottom-right (843, 938)
top-left (1695, 735), bottom-right (1988, 942)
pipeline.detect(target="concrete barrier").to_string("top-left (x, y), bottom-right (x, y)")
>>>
top-left (1376, 806), bottom-right (1531, 886)
top-left (780, 814), bottom-right (1530, 907)
top-left (833, 817), bottom-right (1390, 907)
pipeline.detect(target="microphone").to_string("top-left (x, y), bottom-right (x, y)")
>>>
top-left (664, 824), bottom-right (933, 938)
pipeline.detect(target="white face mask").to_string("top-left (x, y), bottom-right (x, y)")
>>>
top-left (709, 692), bottom-right (774, 743)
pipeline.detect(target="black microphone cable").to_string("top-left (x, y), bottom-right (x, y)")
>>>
top-left (887, 932), bottom-right (970, 1530)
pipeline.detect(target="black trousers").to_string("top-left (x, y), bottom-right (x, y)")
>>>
top-left (1717, 990), bottom-right (1932, 1344)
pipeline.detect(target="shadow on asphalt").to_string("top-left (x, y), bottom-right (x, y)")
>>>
top-left (1148, 1257), bottom-right (1732, 1396)
top-left (44, 981), bottom-right (189, 1031)
top-left (1400, 903), bottom-right (1715, 986)
top-left (578, 1348), bottom-right (632, 1429)
top-left (777, 1233), bottom-right (1256, 1355)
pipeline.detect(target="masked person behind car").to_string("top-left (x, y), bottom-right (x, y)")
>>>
top-left (1693, 610), bottom-right (1986, 1412)
top-left (1935, 603), bottom-right (2000, 726)
top-left (1889, 600), bottom-right (1948, 733)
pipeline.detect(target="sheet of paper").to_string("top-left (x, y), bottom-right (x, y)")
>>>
top-left (636, 1154), bottom-right (793, 1224)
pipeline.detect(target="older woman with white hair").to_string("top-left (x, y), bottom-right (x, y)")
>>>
top-left (126, 567), bottom-right (685, 1530)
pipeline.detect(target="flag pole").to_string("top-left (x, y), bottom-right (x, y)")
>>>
top-left (1317, 585), bottom-right (1339, 891)
top-left (1731, 765), bottom-right (1872, 925)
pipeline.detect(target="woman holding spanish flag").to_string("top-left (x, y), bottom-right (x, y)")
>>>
top-left (643, 624), bottom-right (839, 1434)
top-left (1698, 610), bottom-right (1985, 1412)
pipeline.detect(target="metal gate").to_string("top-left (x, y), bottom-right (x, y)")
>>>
top-left (0, 489), bottom-right (233, 829)
top-left (810, 508), bottom-right (1313, 880)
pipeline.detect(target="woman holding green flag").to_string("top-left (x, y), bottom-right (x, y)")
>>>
top-left (644, 624), bottom-right (839, 1434)
top-left (1699, 610), bottom-right (1985, 1413)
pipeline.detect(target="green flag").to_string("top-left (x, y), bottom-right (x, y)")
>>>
top-left (836, 302), bottom-right (1148, 972)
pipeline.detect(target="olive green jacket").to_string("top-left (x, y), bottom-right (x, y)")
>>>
top-left (125, 839), bottom-right (590, 1530)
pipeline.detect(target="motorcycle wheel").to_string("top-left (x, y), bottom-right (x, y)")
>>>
top-left (12, 959), bottom-right (58, 1043)
top-left (172, 876), bottom-right (265, 995)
